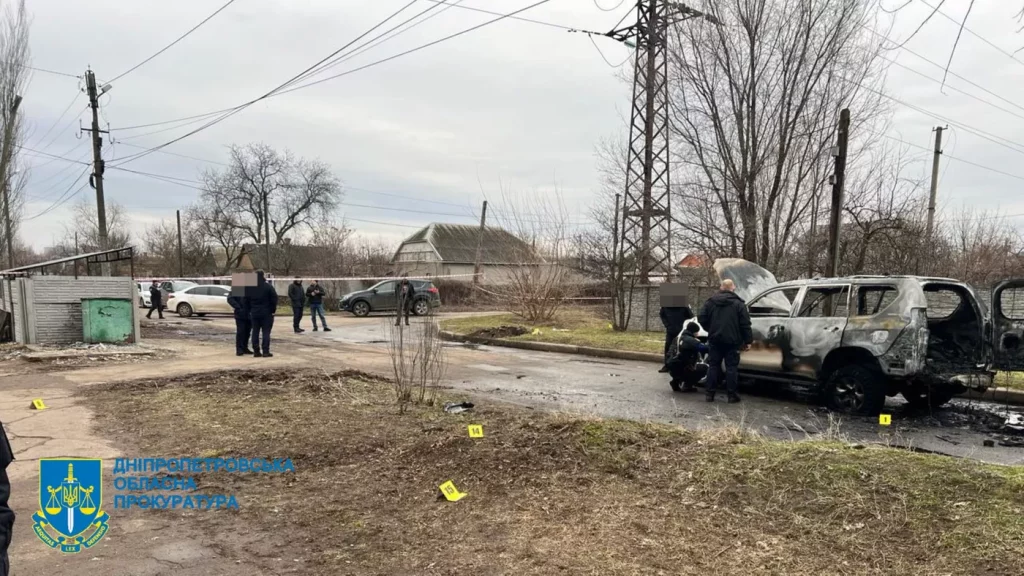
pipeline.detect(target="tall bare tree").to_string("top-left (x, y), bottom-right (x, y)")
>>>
top-left (0, 0), bottom-right (29, 267)
top-left (668, 0), bottom-right (888, 271)
top-left (197, 142), bottom-right (342, 257)
top-left (141, 219), bottom-right (213, 276)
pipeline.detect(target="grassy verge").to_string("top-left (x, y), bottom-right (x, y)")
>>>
top-left (996, 372), bottom-right (1024, 391)
top-left (440, 307), bottom-right (665, 354)
top-left (85, 369), bottom-right (1024, 575)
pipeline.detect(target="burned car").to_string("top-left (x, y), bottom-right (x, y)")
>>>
top-left (698, 258), bottom-right (1024, 414)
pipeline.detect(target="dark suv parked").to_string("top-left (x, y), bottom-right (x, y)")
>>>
top-left (339, 279), bottom-right (441, 317)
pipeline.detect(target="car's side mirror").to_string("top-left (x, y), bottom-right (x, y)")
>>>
top-left (372, 289), bottom-right (378, 294)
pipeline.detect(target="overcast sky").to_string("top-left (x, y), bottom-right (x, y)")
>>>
top-left (15, 0), bottom-right (1024, 251)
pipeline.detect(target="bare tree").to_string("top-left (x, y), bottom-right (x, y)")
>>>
top-left (668, 0), bottom-right (889, 271)
top-left (309, 220), bottom-right (354, 277)
top-left (197, 143), bottom-right (342, 256)
top-left (0, 0), bottom-right (29, 267)
top-left (349, 237), bottom-right (394, 277)
top-left (59, 199), bottom-right (131, 253)
top-left (141, 219), bottom-right (213, 276)
top-left (384, 315), bottom-right (446, 413)
top-left (187, 201), bottom-right (248, 274)
top-left (490, 188), bottom-right (579, 322)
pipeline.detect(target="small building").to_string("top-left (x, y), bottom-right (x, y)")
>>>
top-left (390, 223), bottom-right (539, 284)
top-left (0, 248), bottom-right (141, 345)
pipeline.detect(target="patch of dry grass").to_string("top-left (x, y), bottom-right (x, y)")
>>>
top-left (441, 307), bottom-right (665, 354)
top-left (84, 369), bottom-right (1024, 575)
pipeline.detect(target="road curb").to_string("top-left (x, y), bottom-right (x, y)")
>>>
top-left (438, 330), bottom-right (1024, 407)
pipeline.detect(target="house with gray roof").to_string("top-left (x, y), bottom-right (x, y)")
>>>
top-left (391, 223), bottom-right (540, 283)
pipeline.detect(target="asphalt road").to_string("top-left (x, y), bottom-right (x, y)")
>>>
top-left (189, 312), bottom-right (1024, 466)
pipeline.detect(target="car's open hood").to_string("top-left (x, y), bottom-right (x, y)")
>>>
top-left (712, 258), bottom-right (781, 303)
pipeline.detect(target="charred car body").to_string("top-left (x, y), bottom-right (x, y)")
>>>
top-left (675, 259), bottom-right (1024, 414)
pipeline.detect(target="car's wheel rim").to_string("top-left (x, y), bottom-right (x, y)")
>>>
top-left (355, 303), bottom-right (368, 315)
top-left (834, 376), bottom-right (864, 411)
top-left (415, 301), bottom-right (428, 315)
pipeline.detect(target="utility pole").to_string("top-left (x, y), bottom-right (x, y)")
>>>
top-left (74, 232), bottom-right (79, 279)
top-left (807, 191), bottom-right (818, 278)
top-left (83, 70), bottom-right (110, 275)
top-left (176, 209), bottom-right (184, 277)
top-left (472, 200), bottom-right (488, 289)
top-left (0, 94), bottom-right (21, 270)
top-left (263, 192), bottom-right (272, 275)
top-left (610, 1), bottom-right (719, 285)
top-left (925, 126), bottom-right (945, 240)
top-left (826, 108), bottom-right (850, 278)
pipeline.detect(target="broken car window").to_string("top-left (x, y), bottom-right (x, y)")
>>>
top-left (924, 289), bottom-right (963, 320)
top-left (747, 288), bottom-right (799, 317)
top-left (999, 286), bottom-right (1024, 320)
top-left (798, 286), bottom-right (850, 318)
top-left (856, 286), bottom-right (899, 316)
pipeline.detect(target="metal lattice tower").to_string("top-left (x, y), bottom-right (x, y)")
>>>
top-left (610, 1), bottom-right (718, 284)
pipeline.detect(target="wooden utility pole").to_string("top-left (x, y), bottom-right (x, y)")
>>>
top-left (472, 200), bottom-right (488, 288)
top-left (83, 70), bottom-right (110, 274)
top-left (263, 193), bottom-right (272, 275)
top-left (826, 108), bottom-right (850, 278)
top-left (176, 209), bottom-right (184, 277)
top-left (0, 94), bottom-right (22, 270)
top-left (925, 126), bottom-right (945, 240)
top-left (807, 191), bottom-right (818, 278)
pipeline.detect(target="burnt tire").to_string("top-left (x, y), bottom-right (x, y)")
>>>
top-left (825, 363), bottom-right (886, 415)
top-left (177, 303), bottom-right (193, 318)
top-left (351, 300), bottom-right (370, 317)
top-left (902, 388), bottom-right (955, 410)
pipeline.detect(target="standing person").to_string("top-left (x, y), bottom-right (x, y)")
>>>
top-left (249, 270), bottom-right (279, 357)
top-left (288, 277), bottom-right (305, 334)
top-left (146, 280), bottom-right (164, 319)
top-left (305, 279), bottom-right (331, 332)
top-left (394, 276), bottom-right (415, 326)
top-left (698, 279), bottom-right (752, 403)
top-left (0, 420), bottom-right (13, 576)
top-left (658, 283), bottom-right (693, 373)
top-left (227, 290), bottom-right (253, 357)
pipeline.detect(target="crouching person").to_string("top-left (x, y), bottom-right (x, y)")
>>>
top-left (667, 322), bottom-right (708, 393)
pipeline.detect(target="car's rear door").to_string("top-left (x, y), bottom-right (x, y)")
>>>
top-left (189, 287), bottom-right (212, 312)
top-left (990, 280), bottom-right (1024, 370)
top-left (207, 286), bottom-right (232, 313)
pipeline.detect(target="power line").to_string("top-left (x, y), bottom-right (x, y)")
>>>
top-left (115, 141), bottom-right (230, 167)
top-left (877, 131), bottom-right (1024, 183)
top-left (918, 0), bottom-right (1024, 71)
top-left (28, 93), bottom-right (83, 150)
top-left (21, 64), bottom-right (80, 79)
top-left (22, 168), bottom-right (90, 221)
top-left (107, 0), bottom-right (239, 84)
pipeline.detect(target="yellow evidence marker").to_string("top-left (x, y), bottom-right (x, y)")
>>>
top-left (879, 414), bottom-right (891, 426)
top-left (31, 399), bottom-right (46, 410)
top-left (439, 480), bottom-right (467, 502)
top-left (468, 425), bottom-right (484, 438)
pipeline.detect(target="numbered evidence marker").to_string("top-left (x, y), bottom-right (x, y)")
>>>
top-left (439, 480), bottom-right (467, 502)
top-left (879, 414), bottom-right (892, 426)
top-left (31, 399), bottom-right (46, 410)
top-left (468, 425), bottom-right (484, 438)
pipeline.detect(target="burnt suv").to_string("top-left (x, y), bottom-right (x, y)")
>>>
top-left (711, 259), bottom-right (1024, 414)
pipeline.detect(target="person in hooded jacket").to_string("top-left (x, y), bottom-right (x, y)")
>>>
top-left (288, 277), bottom-right (305, 334)
top-left (667, 322), bottom-right (709, 393)
top-left (658, 298), bottom-right (693, 372)
top-left (249, 271), bottom-right (279, 357)
top-left (698, 279), bottom-right (752, 403)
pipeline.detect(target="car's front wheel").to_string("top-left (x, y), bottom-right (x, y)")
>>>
top-left (412, 299), bottom-right (430, 316)
top-left (352, 300), bottom-right (370, 317)
top-left (177, 303), bottom-right (194, 318)
top-left (824, 363), bottom-right (886, 415)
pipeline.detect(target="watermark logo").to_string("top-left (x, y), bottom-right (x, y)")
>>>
top-left (33, 459), bottom-right (109, 553)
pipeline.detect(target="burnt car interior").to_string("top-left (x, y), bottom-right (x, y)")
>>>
top-left (922, 283), bottom-right (983, 366)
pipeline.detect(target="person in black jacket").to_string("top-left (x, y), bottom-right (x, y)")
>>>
top-left (0, 419), bottom-right (13, 576)
top-left (249, 271), bottom-right (279, 357)
top-left (305, 280), bottom-right (331, 332)
top-left (227, 292), bottom-right (253, 356)
top-left (667, 322), bottom-right (709, 393)
top-left (287, 277), bottom-right (305, 334)
top-left (146, 280), bottom-right (164, 319)
top-left (394, 277), bottom-right (415, 326)
top-left (698, 279), bottom-right (752, 403)
top-left (658, 283), bottom-right (693, 372)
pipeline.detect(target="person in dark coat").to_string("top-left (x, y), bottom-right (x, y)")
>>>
top-left (698, 279), bottom-right (752, 403)
top-left (249, 271), bottom-right (279, 357)
top-left (305, 280), bottom-right (331, 332)
top-left (667, 322), bottom-right (708, 393)
top-left (146, 280), bottom-right (164, 319)
top-left (0, 419), bottom-right (14, 576)
top-left (394, 277), bottom-right (415, 326)
top-left (227, 292), bottom-right (253, 356)
top-left (658, 283), bottom-right (693, 372)
top-left (288, 277), bottom-right (305, 334)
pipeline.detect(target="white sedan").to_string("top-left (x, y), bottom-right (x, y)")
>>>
top-left (168, 285), bottom-right (233, 318)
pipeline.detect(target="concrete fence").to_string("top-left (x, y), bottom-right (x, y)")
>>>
top-left (1, 276), bottom-right (140, 345)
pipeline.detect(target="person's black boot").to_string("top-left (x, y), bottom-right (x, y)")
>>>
top-left (253, 351), bottom-right (263, 358)
top-left (263, 352), bottom-right (273, 358)
top-left (243, 349), bottom-right (254, 355)
top-left (236, 351), bottom-right (246, 356)
top-left (727, 393), bottom-right (741, 404)
top-left (658, 365), bottom-right (670, 373)
top-left (313, 326), bottom-right (318, 332)
top-left (324, 327), bottom-right (331, 332)
top-left (705, 392), bottom-right (715, 402)
top-left (681, 384), bottom-right (697, 393)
